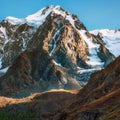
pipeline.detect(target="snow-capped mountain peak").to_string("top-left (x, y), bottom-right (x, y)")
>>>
top-left (4, 6), bottom-right (64, 26)
top-left (26, 5), bottom-right (76, 27)
top-left (25, 5), bottom-right (56, 27)
top-left (5, 5), bottom-right (76, 28)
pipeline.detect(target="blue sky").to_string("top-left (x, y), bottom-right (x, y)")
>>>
top-left (0, 0), bottom-right (120, 30)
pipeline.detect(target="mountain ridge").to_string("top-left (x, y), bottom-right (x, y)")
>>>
top-left (0, 5), bottom-right (118, 97)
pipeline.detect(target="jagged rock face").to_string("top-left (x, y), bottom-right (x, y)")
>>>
top-left (50, 19), bottom-right (88, 68)
top-left (0, 5), bottom-right (117, 96)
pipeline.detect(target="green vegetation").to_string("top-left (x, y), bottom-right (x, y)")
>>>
top-left (0, 110), bottom-right (36, 120)
top-left (99, 105), bottom-right (120, 120)
top-left (99, 110), bottom-right (120, 120)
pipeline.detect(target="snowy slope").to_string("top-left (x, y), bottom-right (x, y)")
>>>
top-left (25, 6), bottom-right (54, 27)
top-left (5, 16), bottom-right (25, 25)
top-left (79, 30), bottom-right (104, 68)
top-left (90, 29), bottom-right (120, 57)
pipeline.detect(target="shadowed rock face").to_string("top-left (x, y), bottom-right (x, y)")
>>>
top-left (0, 48), bottom-right (81, 97)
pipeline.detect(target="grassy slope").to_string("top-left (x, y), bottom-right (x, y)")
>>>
top-left (0, 89), bottom-right (78, 119)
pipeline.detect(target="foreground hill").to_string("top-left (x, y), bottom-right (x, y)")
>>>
top-left (0, 56), bottom-right (119, 120)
